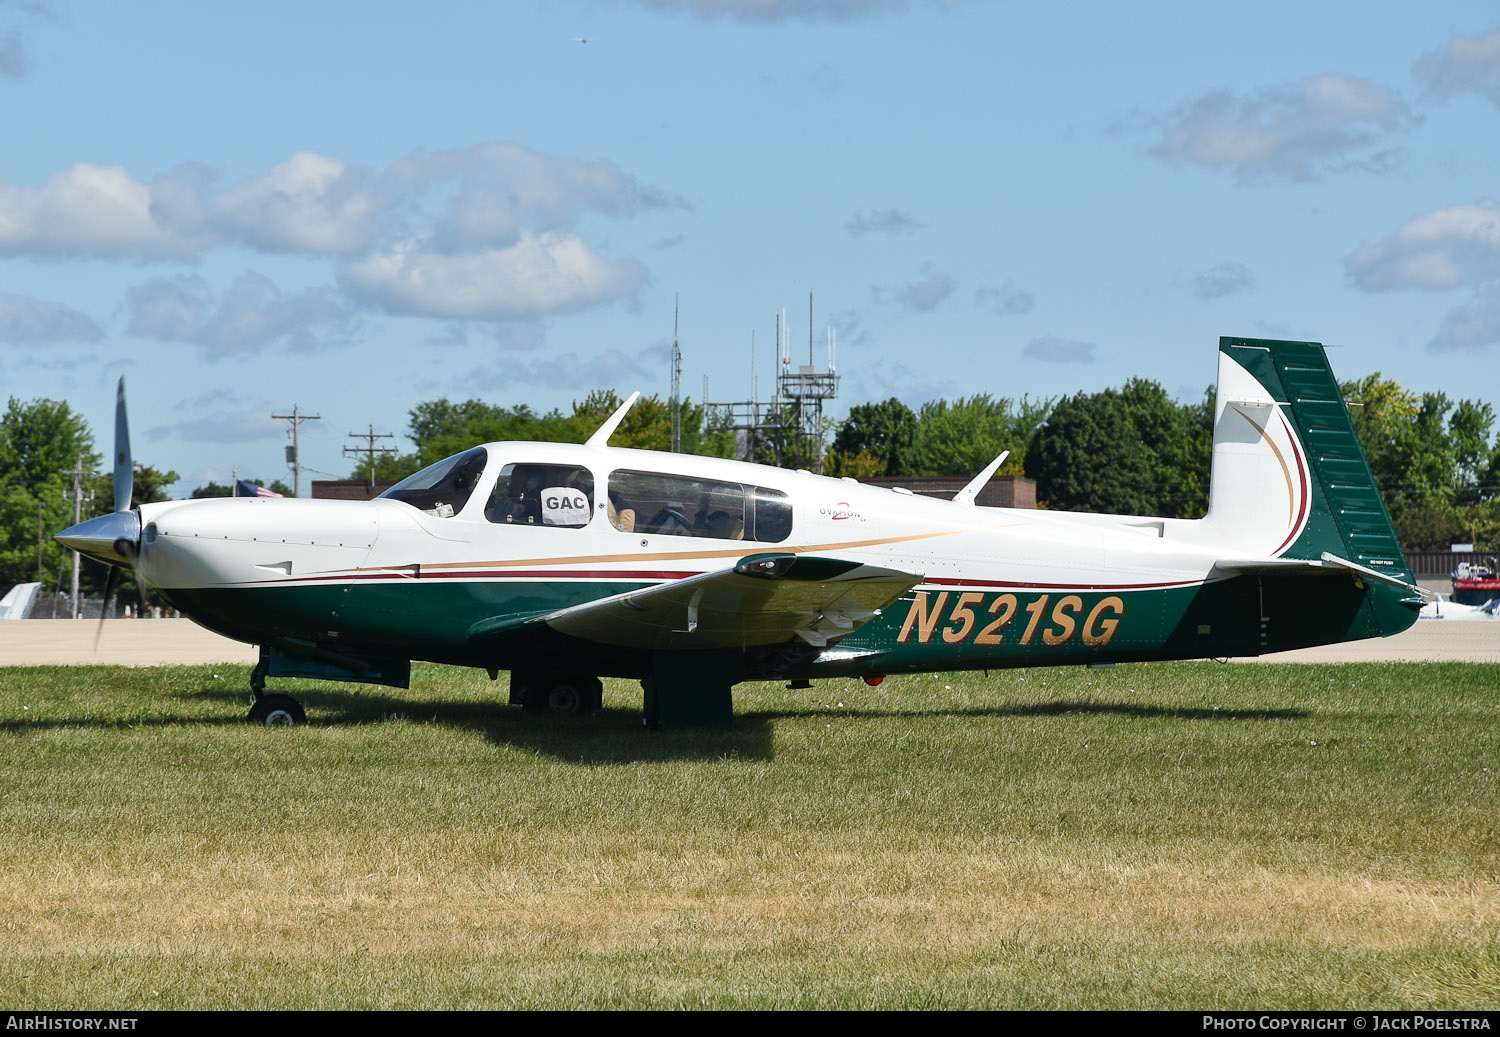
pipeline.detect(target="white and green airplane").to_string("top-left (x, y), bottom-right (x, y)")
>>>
top-left (59, 337), bottom-right (1422, 728)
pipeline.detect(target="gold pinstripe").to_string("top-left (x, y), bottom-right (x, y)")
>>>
top-left (1232, 406), bottom-right (1295, 526)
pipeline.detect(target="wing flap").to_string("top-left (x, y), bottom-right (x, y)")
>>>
top-left (537, 553), bottom-right (923, 651)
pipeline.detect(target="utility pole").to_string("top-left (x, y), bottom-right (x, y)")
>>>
top-left (37, 500), bottom-right (44, 583)
top-left (272, 405), bottom-right (321, 498)
top-left (63, 454), bottom-right (94, 619)
top-left (343, 424), bottom-right (396, 497)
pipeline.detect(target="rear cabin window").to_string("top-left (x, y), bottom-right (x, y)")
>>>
top-left (608, 470), bottom-right (791, 543)
top-left (484, 463), bottom-right (595, 528)
top-left (378, 447), bottom-right (488, 516)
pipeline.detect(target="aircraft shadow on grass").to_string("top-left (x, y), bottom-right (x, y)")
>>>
top-left (4, 685), bottom-right (1308, 763)
top-left (747, 701), bottom-right (1310, 723)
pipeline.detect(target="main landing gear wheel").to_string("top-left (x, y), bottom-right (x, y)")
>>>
top-left (547, 682), bottom-right (584, 714)
top-left (515, 672), bottom-right (605, 715)
top-left (248, 693), bottom-right (306, 728)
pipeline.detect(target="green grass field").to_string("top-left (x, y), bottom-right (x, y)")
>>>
top-left (0, 660), bottom-right (1495, 1009)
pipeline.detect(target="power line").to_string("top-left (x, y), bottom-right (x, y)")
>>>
top-left (343, 424), bottom-right (397, 494)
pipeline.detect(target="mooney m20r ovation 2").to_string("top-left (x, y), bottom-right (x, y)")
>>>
top-left (60, 337), bottom-right (1421, 728)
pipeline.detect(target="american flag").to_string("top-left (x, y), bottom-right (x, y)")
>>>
top-left (236, 479), bottom-right (285, 498)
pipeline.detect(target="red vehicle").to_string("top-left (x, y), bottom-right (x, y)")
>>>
top-left (1452, 558), bottom-right (1500, 606)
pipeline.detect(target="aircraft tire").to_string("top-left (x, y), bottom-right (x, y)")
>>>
top-left (546, 681), bottom-right (584, 714)
top-left (248, 694), bottom-right (306, 728)
top-left (516, 673), bottom-right (601, 714)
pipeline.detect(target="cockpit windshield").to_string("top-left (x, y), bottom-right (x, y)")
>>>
top-left (377, 446), bottom-right (488, 516)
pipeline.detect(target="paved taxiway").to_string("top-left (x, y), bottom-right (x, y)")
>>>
top-left (0, 617), bottom-right (1495, 666)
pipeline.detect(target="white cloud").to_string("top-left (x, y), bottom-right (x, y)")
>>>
top-left (391, 142), bottom-right (681, 253)
top-left (1023, 336), bottom-right (1096, 364)
top-left (846, 208), bottom-right (920, 237)
top-left (0, 164), bottom-right (202, 260)
top-left (2, 143), bottom-right (669, 326)
top-left (0, 294), bottom-right (102, 343)
top-left (390, 141), bottom-right (687, 253)
top-left (209, 152), bottom-right (386, 254)
top-left (124, 271), bottom-right (355, 356)
top-left (1343, 201), bottom-right (1500, 291)
top-left (340, 232), bottom-right (647, 319)
top-left (1152, 74), bottom-right (1414, 182)
top-left (974, 282), bottom-right (1034, 315)
top-left (1188, 261), bottom-right (1256, 299)
top-left (1430, 286), bottom-right (1500, 352)
top-left (1414, 25), bottom-right (1500, 106)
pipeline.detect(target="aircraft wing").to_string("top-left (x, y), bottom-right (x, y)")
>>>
top-left (1212, 551), bottom-right (1424, 596)
top-left (535, 553), bottom-right (923, 651)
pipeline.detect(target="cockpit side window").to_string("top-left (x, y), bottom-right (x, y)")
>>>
top-left (484, 463), bottom-right (595, 528)
top-left (608, 470), bottom-right (791, 543)
top-left (377, 447), bottom-right (488, 516)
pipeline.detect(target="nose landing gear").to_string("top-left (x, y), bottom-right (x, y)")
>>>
top-left (249, 693), bottom-right (306, 727)
top-left (247, 647), bottom-right (306, 727)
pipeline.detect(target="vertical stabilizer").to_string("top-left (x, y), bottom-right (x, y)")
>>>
top-left (1205, 337), bottom-right (1414, 587)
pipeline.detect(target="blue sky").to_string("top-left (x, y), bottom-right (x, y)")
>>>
top-left (3, 0), bottom-right (1500, 495)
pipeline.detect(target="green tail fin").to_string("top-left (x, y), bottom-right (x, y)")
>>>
top-left (1214, 336), bottom-right (1415, 587)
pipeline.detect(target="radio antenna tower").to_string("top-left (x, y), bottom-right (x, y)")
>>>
top-left (670, 294), bottom-right (683, 453)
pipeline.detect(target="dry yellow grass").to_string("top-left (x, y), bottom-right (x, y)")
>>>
top-left (2, 844), bottom-right (1494, 958)
top-left (0, 660), bottom-right (1495, 1008)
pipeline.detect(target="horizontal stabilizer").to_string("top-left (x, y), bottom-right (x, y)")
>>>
top-left (536, 553), bottom-right (923, 651)
top-left (1212, 551), bottom-right (1425, 596)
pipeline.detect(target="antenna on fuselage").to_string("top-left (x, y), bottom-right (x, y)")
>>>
top-left (586, 391), bottom-right (641, 448)
top-left (953, 450), bottom-right (1011, 506)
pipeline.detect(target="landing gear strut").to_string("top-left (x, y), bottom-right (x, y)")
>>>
top-left (250, 647), bottom-right (269, 696)
top-left (246, 646), bottom-right (306, 727)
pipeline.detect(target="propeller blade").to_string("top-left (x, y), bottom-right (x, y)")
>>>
top-left (113, 376), bottom-right (133, 514)
top-left (95, 563), bottom-right (118, 652)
